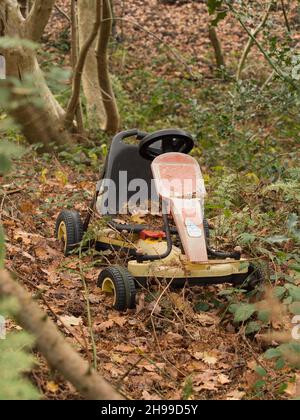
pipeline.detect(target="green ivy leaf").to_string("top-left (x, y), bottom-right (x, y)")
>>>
top-left (257, 309), bottom-right (271, 323)
top-left (228, 303), bottom-right (239, 314)
top-left (255, 366), bottom-right (267, 377)
top-left (0, 153), bottom-right (11, 174)
top-left (0, 331), bottom-right (40, 400)
top-left (238, 232), bottom-right (256, 245)
top-left (273, 286), bottom-right (287, 300)
top-left (245, 321), bottom-right (261, 335)
top-left (289, 302), bottom-right (300, 315)
top-left (264, 348), bottom-right (282, 360)
top-left (290, 264), bottom-right (300, 273)
top-left (275, 358), bottom-right (285, 370)
top-left (234, 303), bottom-right (256, 323)
top-left (254, 379), bottom-right (266, 390)
top-left (286, 284), bottom-right (300, 302)
top-left (195, 302), bottom-right (210, 312)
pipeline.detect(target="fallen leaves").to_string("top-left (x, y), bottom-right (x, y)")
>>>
top-left (114, 344), bottom-right (135, 353)
top-left (46, 381), bottom-right (59, 394)
top-left (59, 315), bottom-right (82, 328)
top-left (194, 351), bottom-right (218, 366)
top-left (95, 316), bottom-right (127, 332)
top-left (226, 390), bottom-right (246, 400)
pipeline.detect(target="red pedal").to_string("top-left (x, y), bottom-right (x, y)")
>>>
top-left (140, 230), bottom-right (166, 240)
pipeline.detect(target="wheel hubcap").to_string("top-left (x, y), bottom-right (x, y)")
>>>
top-left (102, 278), bottom-right (117, 305)
top-left (57, 221), bottom-right (67, 252)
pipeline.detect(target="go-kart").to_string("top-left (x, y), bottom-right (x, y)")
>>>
top-left (55, 129), bottom-right (262, 311)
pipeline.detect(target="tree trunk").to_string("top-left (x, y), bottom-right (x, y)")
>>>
top-left (208, 26), bottom-right (225, 70)
top-left (97, 0), bottom-right (120, 134)
top-left (78, 0), bottom-right (106, 130)
top-left (0, 0), bottom-right (71, 149)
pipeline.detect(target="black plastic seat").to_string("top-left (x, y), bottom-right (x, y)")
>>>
top-left (98, 130), bottom-right (157, 215)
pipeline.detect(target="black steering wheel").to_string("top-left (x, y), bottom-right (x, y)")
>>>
top-left (139, 129), bottom-right (194, 161)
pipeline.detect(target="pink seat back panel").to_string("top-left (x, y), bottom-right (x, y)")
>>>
top-left (151, 153), bottom-right (208, 262)
top-left (152, 153), bottom-right (206, 199)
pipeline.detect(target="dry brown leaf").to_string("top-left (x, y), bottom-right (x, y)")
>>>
top-left (59, 315), bottom-right (82, 328)
top-left (217, 374), bottom-right (231, 385)
top-left (142, 390), bottom-right (161, 400)
top-left (109, 316), bottom-right (127, 327)
top-left (96, 319), bottom-right (115, 332)
top-left (46, 381), bottom-right (59, 393)
top-left (142, 363), bottom-right (165, 372)
top-left (115, 344), bottom-right (135, 353)
top-left (284, 376), bottom-right (300, 398)
top-left (226, 390), bottom-right (246, 400)
top-left (111, 353), bottom-right (126, 364)
top-left (194, 351), bottom-right (218, 365)
top-left (196, 313), bottom-right (217, 326)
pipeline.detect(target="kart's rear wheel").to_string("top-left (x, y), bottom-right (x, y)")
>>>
top-left (55, 210), bottom-right (83, 256)
top-left (98, 266), bottom-right (136, 311)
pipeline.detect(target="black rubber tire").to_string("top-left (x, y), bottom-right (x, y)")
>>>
top-left (97, 266), bottom-right (136, 311)
top-left (245, 263), bottom-right (264, 291)
top-left (55, 210), bottom-right (83, 256)
top-left (203, 218), bottom-right (210, 245)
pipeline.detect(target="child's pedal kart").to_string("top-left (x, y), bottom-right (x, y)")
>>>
top-left (55, 129), bottom-right (262, 311)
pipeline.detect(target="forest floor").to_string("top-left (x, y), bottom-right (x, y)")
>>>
top-left (1, 0), bottom-right (300, 400)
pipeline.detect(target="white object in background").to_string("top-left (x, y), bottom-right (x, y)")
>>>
top-left (0, 55), bottom-right (6, 80)
top-left (0, 315), bottom-right (6, 339)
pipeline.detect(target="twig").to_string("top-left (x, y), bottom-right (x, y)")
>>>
top-left (65, 0), bottom-right (103, 129)
top-left (79, 244), bottom-right (98, 371)
top-left (71, 0), bottom-right (84, 133)
top-left (280, 0), bottom-right (290, 32)
top-left (236, 1), bottom-right (274, 81)
top-left (55, 4), bottom-right (71, 23)
top-left (102, 17), bottom-right (201, 81)
top-left (227, 1), bottom-right (297, 90)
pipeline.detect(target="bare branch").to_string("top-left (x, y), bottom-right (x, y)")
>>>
top-left (236, 1), bottom-right (273, 81)
top-left (55, 3), bottom-right (70, 23)
top-left (65, 0), bottom-right (103, 130)
top-left (96, 0), bottom-right (120, 133)
top-left (26, 0), bottom-right (56, 42)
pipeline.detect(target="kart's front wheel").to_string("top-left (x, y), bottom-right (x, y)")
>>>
top-left (55, 210), bottom-right (83, 256)
top-left (98, 266), bottom-right (136, 311)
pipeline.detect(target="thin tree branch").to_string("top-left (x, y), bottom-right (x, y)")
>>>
top-left (55, 4), bottom-right (70, 23)
top-left (280, 0), bottom-right (290, 32)
top-left (26, 0), bottom-right (57, 42)
top-left (226, 1), bottom-right (297, 89)
top-left (65, 0), bottom-right (103, 130)
top-left (236, 1), bottom-right (274, 81)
